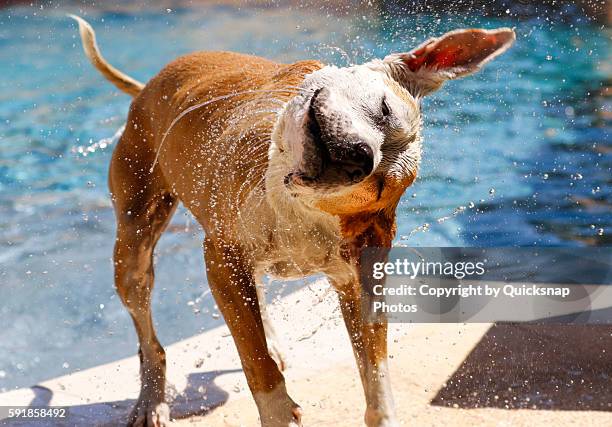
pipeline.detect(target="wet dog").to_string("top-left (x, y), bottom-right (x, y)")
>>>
top-left (71, 15), bottom-right (514, 427)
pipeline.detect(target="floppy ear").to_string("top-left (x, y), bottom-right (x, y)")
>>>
top-left (383, 28), bottom-right (515, 96)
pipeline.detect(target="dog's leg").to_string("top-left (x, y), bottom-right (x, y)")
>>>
top-left (113, 192), bottom-right (177, 427)
top-left (205, 238), bottom-right (300, 427)
top-left (110, 135), bottom-right (177, 427)
top-left (256, 282), bottom-right (286, 371)
top-left (334, 281), bottom-right (398, 427)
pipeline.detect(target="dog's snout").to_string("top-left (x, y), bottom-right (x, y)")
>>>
top-left (303, 87), bottom-right (374, 185)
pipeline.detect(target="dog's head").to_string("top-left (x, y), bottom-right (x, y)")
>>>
top-left (270, 28), bottom-right (515, 231)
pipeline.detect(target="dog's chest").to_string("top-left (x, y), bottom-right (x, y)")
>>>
top-left (252, 207), bottom-right (354, 281)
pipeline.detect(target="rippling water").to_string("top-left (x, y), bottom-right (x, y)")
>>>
top-left (0, 4), bottom-right (609, 390)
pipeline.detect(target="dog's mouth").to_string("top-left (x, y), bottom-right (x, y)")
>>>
top-left (284, 89), bottom-right (374, 193)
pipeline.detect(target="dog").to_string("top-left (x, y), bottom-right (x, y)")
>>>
top-left (71, 15), bottom-right (514, 427)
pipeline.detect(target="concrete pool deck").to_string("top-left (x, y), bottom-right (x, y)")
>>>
top-left (2, 280), bottom-right (612, 426)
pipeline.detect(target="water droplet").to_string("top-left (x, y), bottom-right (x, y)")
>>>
top-left (489, 188), bottom-right (496, 195)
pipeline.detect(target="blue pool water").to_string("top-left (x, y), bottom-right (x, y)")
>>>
top-left (0, 4), bottom-right (610, 390)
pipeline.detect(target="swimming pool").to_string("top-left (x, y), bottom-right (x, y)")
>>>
top-left (0, 3), bottom-right (609, 390)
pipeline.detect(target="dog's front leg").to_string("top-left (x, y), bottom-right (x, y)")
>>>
top-left (333, 279), bottom-right (398, 427)
top-left (256, 282), bottom-right (287, 371)
top-left (204, 237), bottom-right (301, 427)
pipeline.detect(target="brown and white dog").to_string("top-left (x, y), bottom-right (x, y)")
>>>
top-left (71, 15), bottom-right (514, 427)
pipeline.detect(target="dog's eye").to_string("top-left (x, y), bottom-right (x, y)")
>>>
top-left (381, 98), bottom-right (391, 118)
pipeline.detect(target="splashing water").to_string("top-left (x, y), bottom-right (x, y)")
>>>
top-left (150, 87), bottom-right (312, 172)
top-left (398, 200), bottom-right (478, 243)
top-left (72, 124), bottom-right (125, 157)
top-left (317, 43), bottom-right (354, 65)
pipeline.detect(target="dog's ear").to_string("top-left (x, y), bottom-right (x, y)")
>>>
top-left (382, 28), bottom-right (515, 96)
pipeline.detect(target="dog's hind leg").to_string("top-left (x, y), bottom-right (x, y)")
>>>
top-left (110, 130), bottom-right (178, 427)
top-left (205, 238), bottom-right (301, 427)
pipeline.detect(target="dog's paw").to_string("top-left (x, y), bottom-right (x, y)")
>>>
top-left (256, 385), bottom-right (302, 427)
top-left (127, 401), bottom-right (170, 427)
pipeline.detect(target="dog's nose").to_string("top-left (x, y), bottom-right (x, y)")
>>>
top-left (327, 142), bottom-right (374, 183)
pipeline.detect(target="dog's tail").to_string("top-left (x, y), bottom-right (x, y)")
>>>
top-left (69, 15), bottom-right (144, 97)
